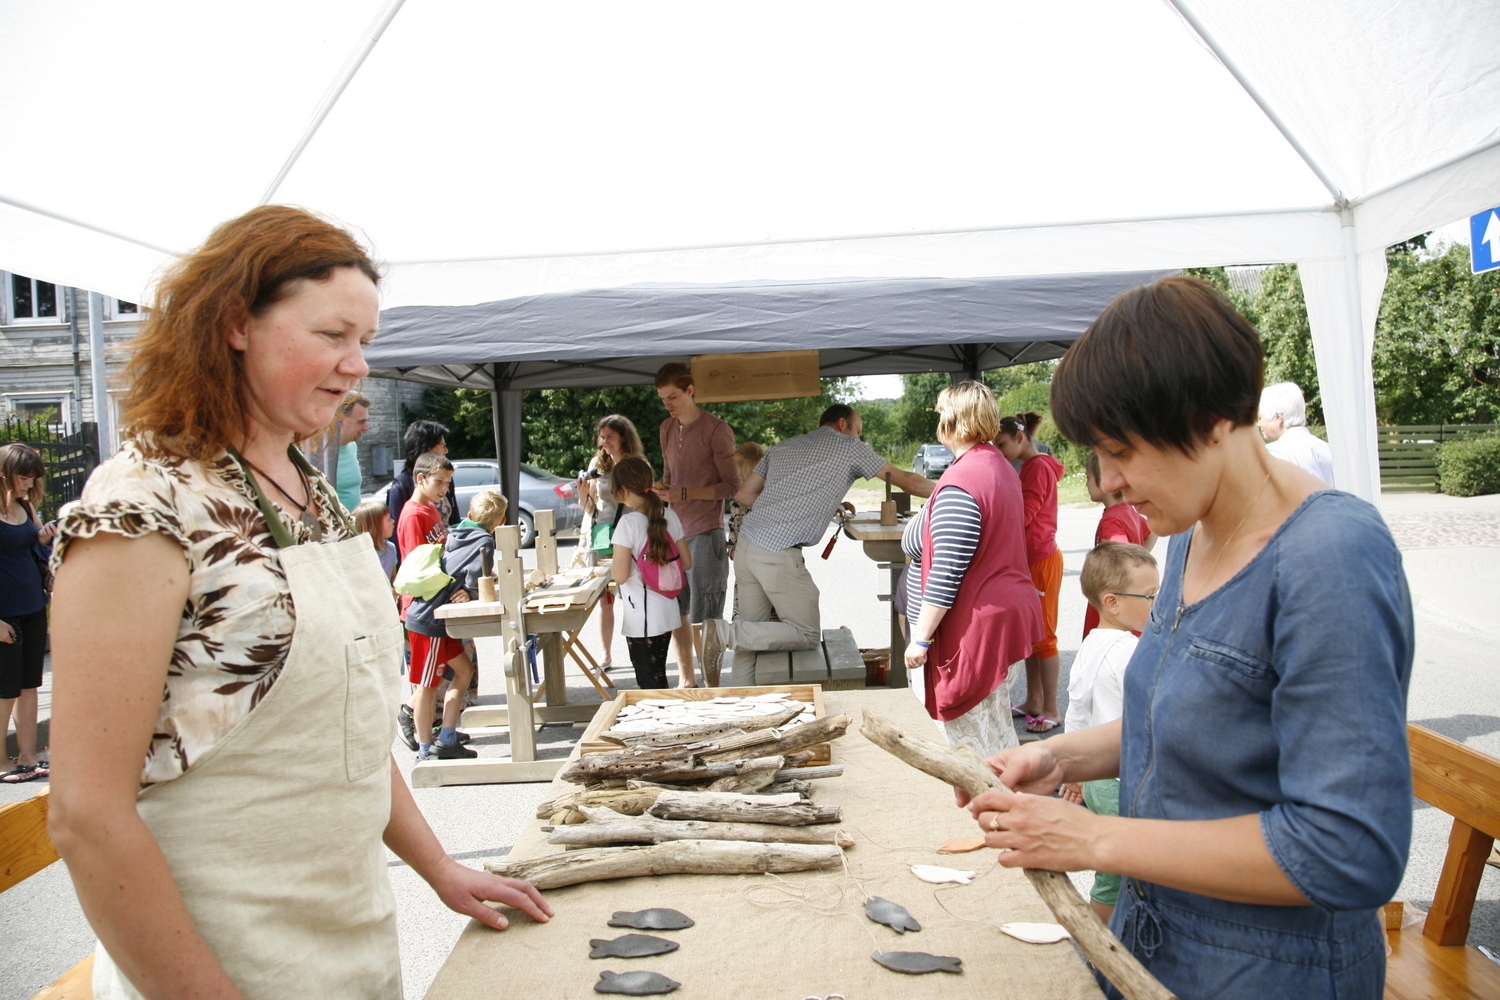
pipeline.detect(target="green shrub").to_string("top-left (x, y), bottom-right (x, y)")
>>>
top-left (1436, 436), bottom-right (1500, 497)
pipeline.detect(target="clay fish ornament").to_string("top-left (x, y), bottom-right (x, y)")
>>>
top-left (911, 864), bottom-right (976, 885)
top-left (589, 934), bottom-right (681, 959)
top-left (871, 951), bottom-right (964, 975)
top-left (608, 908), bottom-right (695, 931)
top-left (864, 896), bottom-right (921, 934)
top-left (595, 970), bottom-right (682, 995)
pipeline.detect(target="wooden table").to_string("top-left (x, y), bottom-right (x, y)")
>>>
top-left (841, 511), bottom-right (913, 689)
top-left (423, 514), bottom-right (615, 787)
top-left (422, 688), bottom-right (1104, 999)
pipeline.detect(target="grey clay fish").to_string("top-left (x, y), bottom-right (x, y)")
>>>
top-left (589, 934), bottom-right (681, 959)
top-left (871, 950), bottom-right (964, 975)
top-left (865, 896), bottom-right (921, 933)
top-left (595, 970), bottom-right (682, 995)
top-left (607, 908), bottom-right (695, 930)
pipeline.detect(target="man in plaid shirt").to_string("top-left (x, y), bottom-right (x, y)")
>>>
top-left (700, 404), bottom-right (933, 684)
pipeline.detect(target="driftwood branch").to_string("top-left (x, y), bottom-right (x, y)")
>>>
top-left (545, 806), bottom-right (853, 848)
top-left (860, 709), bottom-right (1175, 1000)
top-left (608, 705), bottom-right (806, 746)
top-left (536, 787), bottom-right (666, 823)
top-left (649, 790), bottom-right (840, 826)
top-left (699, 713), bottom-right (850, 763)
top-left (560, 753), bottom-right (785, 786)
top-left (774, 765), bottom-right (842, 782)
top-left (486, 839), bottom-right (843, 890)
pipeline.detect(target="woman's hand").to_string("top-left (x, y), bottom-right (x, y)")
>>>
top-left (969, 790), bottom-right (1105, 873)
top-left (0, 620), bottom-right (14, 644)
top-left (37, 520), bottom-right (57, 544)
top-left (953, 742), bottom-right (1067, 808)
top-left (1059, 782), bottom-right (1084, 805)
top-left (903, 640), bottom-right (928, 670)
top-left (430, 858), bottom-right (553, 930)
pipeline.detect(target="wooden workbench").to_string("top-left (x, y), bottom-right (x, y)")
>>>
top-left (841, 511), bottom-right (914, 689)
top-left (422, 688), bottom-right (1104, 999)
top-left (422, 513), bottom-right (616, 787)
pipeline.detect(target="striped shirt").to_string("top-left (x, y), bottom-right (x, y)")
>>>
top-left (901, 486), bottom-right (982, 629)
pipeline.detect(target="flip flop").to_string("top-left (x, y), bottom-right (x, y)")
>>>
top-left (1025, 715), bottom-right (1062, 734)
top-left (1, 763), bottom-right (47, 783)
top-left (1010, 702), bottom-right (1029, 719)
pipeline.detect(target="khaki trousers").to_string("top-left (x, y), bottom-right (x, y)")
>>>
top-left (727, 537), bottom-right (822, 685)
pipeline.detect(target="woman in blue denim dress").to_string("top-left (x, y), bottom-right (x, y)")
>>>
top-left (962, 276), bottom-right (1414, 999)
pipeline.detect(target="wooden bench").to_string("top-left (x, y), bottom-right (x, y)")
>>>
top-left (0, 787), bottom-right (94, 998)
top-left (751, 627), bottom-right (867, 688)
top-left (1385, 724), bottom-right (1500, 999)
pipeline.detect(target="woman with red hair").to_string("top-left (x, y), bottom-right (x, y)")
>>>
top-left (47, 206), bottom-right (550, 1000)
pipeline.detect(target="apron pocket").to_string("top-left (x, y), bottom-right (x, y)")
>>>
top-left (345, 626), bottom-right (404, 781)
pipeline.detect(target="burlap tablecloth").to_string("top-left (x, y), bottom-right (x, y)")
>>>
top-left (424, 687), bottom-right (1105, 999)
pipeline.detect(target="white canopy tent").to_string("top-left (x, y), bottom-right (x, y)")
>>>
top-left (3, 1), bottom-right (1498, 501)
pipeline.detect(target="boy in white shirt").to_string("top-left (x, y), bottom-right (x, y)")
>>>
top-left (1062, 540), bottom-right (1158, 921)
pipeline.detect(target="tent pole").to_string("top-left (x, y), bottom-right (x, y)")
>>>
top-left (1337, 213), bottom-right (1380, 502)
top-left (87, 291), bottom-right (113, 458)
top-left (492, 365), bottom-right (523, 533)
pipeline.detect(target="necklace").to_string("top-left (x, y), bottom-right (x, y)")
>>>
top-left (240, 457), bottom-right (323, 542)
top-left (1184, 469), bottom-right (1272, 603)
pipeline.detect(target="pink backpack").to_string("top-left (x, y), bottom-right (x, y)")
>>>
top-left (636, 534), bottom-right (685, 599)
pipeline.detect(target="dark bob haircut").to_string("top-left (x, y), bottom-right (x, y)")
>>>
top-left (1050, 276), bottom-right (1263, 454)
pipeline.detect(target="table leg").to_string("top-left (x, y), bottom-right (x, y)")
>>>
top-left (542, 631), bottom-right (567, 705)
top-left (887, 558), bottom-right (908, 689)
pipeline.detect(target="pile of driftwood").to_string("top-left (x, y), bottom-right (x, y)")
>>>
top-left (486, 712), bottom-right (852, 890)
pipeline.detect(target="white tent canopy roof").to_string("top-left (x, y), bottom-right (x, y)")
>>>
top-left (2, 0), bottom-right (1497, 306)
top-left (3, 1), bottom-right (1499, 502)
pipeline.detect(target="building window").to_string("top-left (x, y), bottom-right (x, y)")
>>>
top-left (5, 393), bottom-right (71, 428)
top-left (112, 298), bottom-right (140, 318)
top-left (5, 272), bottom-right (61, 323)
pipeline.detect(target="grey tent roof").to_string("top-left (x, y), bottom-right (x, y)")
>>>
top-left (365, 269), bottom-right (1174, 391)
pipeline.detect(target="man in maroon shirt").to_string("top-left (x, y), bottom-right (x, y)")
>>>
top-left (653, 363), bottom-right (741, 687)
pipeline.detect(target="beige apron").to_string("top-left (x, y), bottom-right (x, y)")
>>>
top-left (94, 454), bottom-right (405, 999)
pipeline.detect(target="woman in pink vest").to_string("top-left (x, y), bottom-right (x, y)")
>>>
top-left (901, 381), bottom-right (1045, 757)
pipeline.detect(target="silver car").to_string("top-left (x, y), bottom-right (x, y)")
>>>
top-left (913, 443), bottom-right (954, 479)
top-left (450, 459), bottom-right (584, 548)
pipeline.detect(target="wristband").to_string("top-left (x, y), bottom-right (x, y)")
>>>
top-left (913, 639), bottom-right (932, 649)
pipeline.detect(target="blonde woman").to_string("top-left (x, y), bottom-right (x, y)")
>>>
top-left (900, 381), bottom-right (1042, 758)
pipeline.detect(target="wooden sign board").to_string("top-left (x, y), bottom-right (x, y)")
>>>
top-left (690, 350), bottom-right (820, 403)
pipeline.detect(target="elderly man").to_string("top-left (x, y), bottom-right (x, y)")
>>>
top-left (1258, 382), bottom-right (1334, 486)
top-left (700, 404), bottom-right (934, 685)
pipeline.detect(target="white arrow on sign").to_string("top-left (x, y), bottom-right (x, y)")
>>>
top-left (1485, 211), bottom-right (1500, 263)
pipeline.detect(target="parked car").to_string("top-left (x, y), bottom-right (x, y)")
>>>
top-left (913, 443), bottom-right (954, 479)
top-left (449, 460), bottom-right (583, 548)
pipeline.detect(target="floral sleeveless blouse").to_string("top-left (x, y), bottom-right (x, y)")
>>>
top-left (53, 441), bottom-right (351, 787)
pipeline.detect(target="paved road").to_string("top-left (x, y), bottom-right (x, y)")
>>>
top-left (4, 490), bottom-right (1498, 997)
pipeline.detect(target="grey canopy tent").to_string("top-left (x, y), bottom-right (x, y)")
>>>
top-left (364, 268), bottom-right (1173, 517)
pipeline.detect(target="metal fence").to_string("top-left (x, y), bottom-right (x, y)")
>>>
top-left (0, 418), bottom-right (100, 520)
top-left (1378, 424), bottom-right (1498, 493)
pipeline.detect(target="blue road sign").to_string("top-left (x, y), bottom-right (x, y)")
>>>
top-left (1471, 207), bottom-right (1500, 274)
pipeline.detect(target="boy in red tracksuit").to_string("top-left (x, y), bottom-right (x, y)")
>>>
top-left (396, 452), bottom-right (476, 760)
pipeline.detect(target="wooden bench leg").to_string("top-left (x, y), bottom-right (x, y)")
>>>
top-left (1425, 818), bottom-right (1493, 946)
top-left (32, 952), bottom-right (94, 999)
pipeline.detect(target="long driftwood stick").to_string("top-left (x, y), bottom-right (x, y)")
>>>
top-left (707, 767), bottom-right (779, 793)
top-left (486, 839), bottom-right (843, 890)
top-left (609, 705), bottom-right (806, 746)
top-left (649, 789), bottom-right (840, 826)
top-left (860, 710), bottom-right (1175, 1000)
top-left (546, 806), bottom-right (854, 848)
top-left (699, 713), bottom-right (850, 763)
top-left (560, 753), bottom-right (785, 786)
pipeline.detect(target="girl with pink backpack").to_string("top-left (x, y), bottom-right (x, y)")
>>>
top-left (609, 457), bottom-right (693, 689)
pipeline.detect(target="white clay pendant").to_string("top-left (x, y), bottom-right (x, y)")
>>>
top-left (1000, 922), bottom-right (1072, 944)
top-left (911, 865), bottom-right (976, 885)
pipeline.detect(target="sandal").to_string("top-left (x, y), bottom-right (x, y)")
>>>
top-left (1, 762), bottom-right (47, 783)
top-left (1025, 715), bottom-right (1062, 734)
